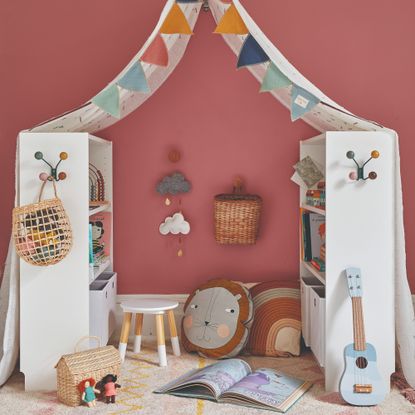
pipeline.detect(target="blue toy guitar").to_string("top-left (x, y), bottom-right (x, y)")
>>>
top-left (339, 267), bottom-right (387, 406)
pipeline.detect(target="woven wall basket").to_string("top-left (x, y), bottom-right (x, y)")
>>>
top-left (55, 337), bottom-right (121, 407)
top-left (214, 180), bottom-right (262, 245)
top-left (12, 178), bottom-right (72, 266)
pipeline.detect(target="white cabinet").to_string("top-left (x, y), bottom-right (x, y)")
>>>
top-left (299, 132), bottom-right (395, 392)
top-left (19, 132), bottom-right (115, 391)
top-left (300, 276), bottom-right (324, 347)
top-left (90, 272), bottom-right (117, 345)
top-left (309, 287), bottom-right (325, 367)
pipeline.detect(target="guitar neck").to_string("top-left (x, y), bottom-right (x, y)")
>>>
top-left (351, 297), bottom-right (366, 350)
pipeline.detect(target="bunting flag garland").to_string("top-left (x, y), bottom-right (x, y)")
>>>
top-left (214, 4), bottom-right (249, 35)
top-left (141, 34), bottom-right (169, 67)
top-left (160, 3), bottom-right (193, 35)
top-left (290, 85), bottom-right (320, 121)
top-left (176, 0), bottom-right (199, 2)
top-left (91, 84), bottom-right (120, 118)
top-left (117, 62), bottom-right (150, 93)
top-left (237, 34), bottom-right (269, 68)
top-left (260, 62), bottom-right (292, 93)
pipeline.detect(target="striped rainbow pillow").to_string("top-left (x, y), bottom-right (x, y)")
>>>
top-left (246, 280), bottom-right (301, 357)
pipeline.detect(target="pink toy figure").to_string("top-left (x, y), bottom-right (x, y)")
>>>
top-left (78, 378), bottom-right (100, 407)
top-left (101, 374), bottom-right (121, 404)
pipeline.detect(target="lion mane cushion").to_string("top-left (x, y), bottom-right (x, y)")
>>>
top-left (246, 280), bottom-right (301, 357)
top-left (181, 279), bottom-right (253, 359)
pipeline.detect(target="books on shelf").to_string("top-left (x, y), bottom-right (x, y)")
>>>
top-left (155, 359), bottom-right (311, 413)
top-left (89, 212), bottom-right (111, 266)
top-left (301, 210), bottom-right (325, 266)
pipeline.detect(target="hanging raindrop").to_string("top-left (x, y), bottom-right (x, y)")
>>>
top-left (165, 197), bottom-right (171, 206)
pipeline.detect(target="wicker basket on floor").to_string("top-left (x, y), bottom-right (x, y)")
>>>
top-left (55, 337), bottom-right (121, 407)
top-left (12, 178), bottom-right (72, 266)
top-left (214, 179), bottom-right (262, 245)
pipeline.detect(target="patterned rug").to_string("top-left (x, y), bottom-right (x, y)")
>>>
top-left (0, 343), bottom-right (413, 415)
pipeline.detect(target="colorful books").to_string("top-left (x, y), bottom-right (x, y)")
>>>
top-left (154, 359), bottom-right (312, 413)
top-left (301, 211), bottom-right (325, 266)
top-left (89, 212), bottom-right (111, 265)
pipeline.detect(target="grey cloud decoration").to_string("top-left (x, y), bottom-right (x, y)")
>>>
top-left (156, 172), bottom-right (191, 195)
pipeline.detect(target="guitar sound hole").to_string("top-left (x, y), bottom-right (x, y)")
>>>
top-left (355, 356), bottom-right (368, 369)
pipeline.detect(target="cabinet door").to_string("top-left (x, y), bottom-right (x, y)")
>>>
top-left (310, 287), bottom-right (325, 366)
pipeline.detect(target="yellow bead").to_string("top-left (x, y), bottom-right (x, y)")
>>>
top-left (59, 152), bottom-right (68, 160)
top-left (371, 150), bottom-right (379, 159)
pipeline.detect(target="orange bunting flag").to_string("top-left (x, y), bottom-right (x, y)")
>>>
top-left (160, 3), bottom-right (193, 35)
top-left (141, 34), bottom-right (169, 67)
top-left (214, 4), bottom-right (248, 35)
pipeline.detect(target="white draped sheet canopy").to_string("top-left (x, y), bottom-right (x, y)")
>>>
top-left (1, 0), bottom-right (413, 389)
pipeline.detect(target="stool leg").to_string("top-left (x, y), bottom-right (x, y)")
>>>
top-left (155, 314), bottom-right (167, 367)
top-left (119, 312), bottom-right (132, 362)
top-left (133, 313), bottom-right (143, 353)
top-left (167, 309), bottom-right (181, 356)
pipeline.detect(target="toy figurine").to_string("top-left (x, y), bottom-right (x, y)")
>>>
top-left (100, 374), bottom-right (121, 404)
top-left (78, 378), bottom-right (101, 407)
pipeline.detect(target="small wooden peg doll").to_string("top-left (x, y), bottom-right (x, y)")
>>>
top-left (78, 378), bottom-right (100, 407)
top-left (101, 374), bottom-right (121, 404)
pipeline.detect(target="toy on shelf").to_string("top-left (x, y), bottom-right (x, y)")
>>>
top-left (346, 150), bottom-right (379, 181)
top-left (78, 378), bottom-right (101, 408)
top-left (89, 163), bottom-right (108, 205)
top-left (35, 151), bottom-right (68, 181)
top-left (306, 181), bottom-right (325, 209)
top-left (98, 374), bottom-right (121, 404)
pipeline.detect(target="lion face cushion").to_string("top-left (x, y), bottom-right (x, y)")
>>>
top-left (182, 279), bottom-right (253, 358)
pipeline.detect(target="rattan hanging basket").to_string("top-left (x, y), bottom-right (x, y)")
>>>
top-left (214, 179), bottom-right (262, 245)
top-left (55, 336), bottom-right (121, 407)
top-left (12, 178), bottom-right (72, 266)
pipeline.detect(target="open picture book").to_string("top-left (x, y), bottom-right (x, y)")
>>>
top-left (154, 359), bottom-right (312, 412)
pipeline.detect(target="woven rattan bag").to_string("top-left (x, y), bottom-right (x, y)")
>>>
top-left (12, 178), bottom-right (72, 266)
top-left (214, 178), bottom-right (262, 245)
top-left (55, 337), bottom-right (121, 407)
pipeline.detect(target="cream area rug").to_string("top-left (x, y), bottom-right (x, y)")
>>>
top-left (0, 343), bottom-right (413, 415)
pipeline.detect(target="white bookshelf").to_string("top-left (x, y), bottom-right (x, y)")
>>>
top-left (19, 132), bottom-right (116, 391)
top-left (299, 131), bottom-right (395, 393)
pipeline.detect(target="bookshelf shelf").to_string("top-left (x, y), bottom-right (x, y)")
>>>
top-left (92, 257), bottom-right (111, 282)
top-left (89, 202), bottom-right (110, 216)
top-left (302, 260), bottom-right (325, 285)
top-left (301, 204), bottom-right (325, 216)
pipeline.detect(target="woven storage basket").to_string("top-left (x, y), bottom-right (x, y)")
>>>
top-left (214, 180), bottom-right (262, 245)
top-left (55, 337), bottom-right (121, 407)
top-left (12, 178), bottom-right (72, 266)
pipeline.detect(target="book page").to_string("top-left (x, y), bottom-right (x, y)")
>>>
top-left (220, 368), bottom-right (312, 412)
top-left (154, 359), bottom-right (251, 399)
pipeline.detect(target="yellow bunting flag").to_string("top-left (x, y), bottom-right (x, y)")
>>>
top-left (214, 4), bottom-right (248, 35)
top-left (160, 3), bottom-right (193, 35)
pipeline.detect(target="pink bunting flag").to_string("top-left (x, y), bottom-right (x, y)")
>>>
top-left (141, 34), bottom-right (169, 67)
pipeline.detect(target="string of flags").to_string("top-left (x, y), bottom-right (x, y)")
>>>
top-left (92, 0), bottom-right (320, 122)
top-left (92, 2), bottom-right (193, 118)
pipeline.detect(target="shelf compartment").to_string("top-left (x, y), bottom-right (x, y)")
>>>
top-left (302, 260), bottom-right (325, 285)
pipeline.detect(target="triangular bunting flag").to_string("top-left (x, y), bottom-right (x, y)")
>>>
top-left (141, 34), bottom-right (169, 67)
top-left (237, 34), bottom-right (269, 68)
top-left (117, 62), bottom-right (150, 93)
top-left (214, 4), bottom-right (248, 35)
top-left (92, 84), bottom-right (120, 118)
top-left (260, 62), bottom-right (291, 92)
top-left (160, 3), bottom-right (193, 35)
top-left (290, 85), bottom-right (320, 121)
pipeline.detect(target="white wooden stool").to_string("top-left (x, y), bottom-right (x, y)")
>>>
top-left (118, 299), bottom-right (180, 366)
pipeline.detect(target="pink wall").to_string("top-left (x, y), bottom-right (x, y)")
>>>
top-left (1, 0), bottom-right (414, 293)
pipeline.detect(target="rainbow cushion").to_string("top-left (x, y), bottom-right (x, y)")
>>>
top-left (246, 281), bottom-right (301, 357)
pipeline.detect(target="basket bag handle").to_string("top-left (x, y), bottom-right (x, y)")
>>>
top-left (75, 336), bottom-right (102, 352)
top-left (38, 177), bottom-right (59, 202)
top-left (232, 177), bottom-right (244, 194)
